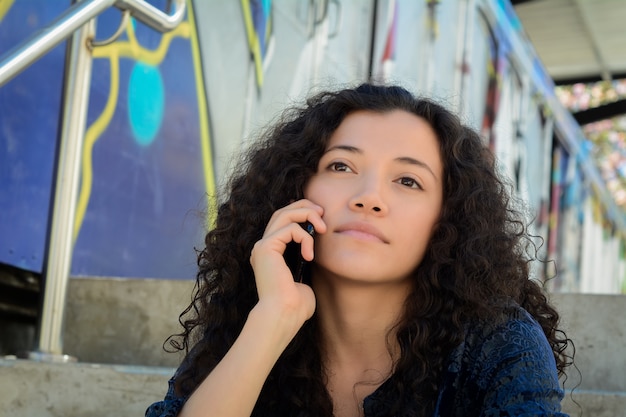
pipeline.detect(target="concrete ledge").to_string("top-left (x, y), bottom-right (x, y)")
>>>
top-left (39, 278), bottom-right (624, 417)
top-left (64, 277), bottom-right (192, 367)
top-left (551, 293), bottom-right (626, 392)
top-left (562, 389), bottom-right (626, 417)
top-left (1, 358), bottom-right (625, 417)
top-left (0, 358), bottom-right (174, 417)
top-left (62, 279), bottom-right (626, 394)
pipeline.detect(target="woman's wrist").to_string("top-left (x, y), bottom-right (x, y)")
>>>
top-left (248, 301), bottom-right (307, 350)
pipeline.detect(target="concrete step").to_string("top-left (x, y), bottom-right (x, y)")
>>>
top-left (561, 390), bottom-right (626, 417)
top-left (1, 357), bottom-right (625, 417)
top-left (0, 358), bottom-right (174, 417)
top-left (0, 278), bottom-right (623, 416)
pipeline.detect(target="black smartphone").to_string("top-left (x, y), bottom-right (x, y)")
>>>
top-left (294, 222), bottom-right (315, 283)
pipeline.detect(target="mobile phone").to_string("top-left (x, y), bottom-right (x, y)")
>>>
top-left (295, 222), bottom-right (315, 283)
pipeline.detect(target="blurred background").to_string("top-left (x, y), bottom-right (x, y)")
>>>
top-left (0, 0), bottom-right (624, 416)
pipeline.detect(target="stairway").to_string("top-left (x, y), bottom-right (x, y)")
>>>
top-left (0, 278), bottom-right (624, 416)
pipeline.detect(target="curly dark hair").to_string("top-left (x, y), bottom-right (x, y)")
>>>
top-left (167, 83), bottom-right (572, 416)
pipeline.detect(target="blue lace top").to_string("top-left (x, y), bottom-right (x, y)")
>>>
top-left (146, 305), bottom-right (567, 417)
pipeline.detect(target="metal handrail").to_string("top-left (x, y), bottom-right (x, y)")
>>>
top-left (0, 0), bottom-right (185, 357)
top-left (0, 0), bottom-right (185, 87)
top-left (115, 0), bottom-right (186, 32)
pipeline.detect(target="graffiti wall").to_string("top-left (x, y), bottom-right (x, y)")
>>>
top-left (1, 0), bottom-right (624, 291)
top-left (0, 1), bottom-right (69, 273)
top-left (72, 2), bottom-right (215, 279)
top-left (1, 0), bottom-right (215, 279)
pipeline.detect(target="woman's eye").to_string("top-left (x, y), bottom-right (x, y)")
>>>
top-left (397, 177), bottom-right (422, 189)
top-left (329, 162), bottom-right (352, 172)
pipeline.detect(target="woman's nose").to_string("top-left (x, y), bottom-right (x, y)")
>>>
top-left (349, 179), bottom-right (388, 214)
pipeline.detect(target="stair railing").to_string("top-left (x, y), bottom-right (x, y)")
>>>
top-left (0, 0), bottom-right (185, 86)
top-left (0, 0), bottom-right (186, 360)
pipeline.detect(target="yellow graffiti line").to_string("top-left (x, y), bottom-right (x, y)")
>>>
top-left (125, 15), bottom-right (140, 49)
top-left (240, 0), bottom-right (264, 87)
top-left (92, 21), bottom-right (190, 65)
top-left (0, 0), bottom-right (15, 23)
top-left (187, 0), bottom-right (217, 228)
top-left (74, 21), bottom-right (191, 239)
top-left (74, 52), bottom-right (120, 241)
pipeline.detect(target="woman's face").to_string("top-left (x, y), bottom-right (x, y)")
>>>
top-left (304, 109), bottom-right (444, 285)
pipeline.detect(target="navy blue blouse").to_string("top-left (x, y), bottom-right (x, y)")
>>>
top-left (146, 305), bottom-right (567, 417)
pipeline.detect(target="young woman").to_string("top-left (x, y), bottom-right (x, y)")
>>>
top-left (146, 83), bottom-right (572, 417)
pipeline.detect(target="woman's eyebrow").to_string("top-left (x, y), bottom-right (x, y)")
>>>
top-left (395, 156), bottom-right (438, 180)
top-left (324, 144), bottom-right (361, 154)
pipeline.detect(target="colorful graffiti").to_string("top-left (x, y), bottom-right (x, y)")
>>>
top-left (0, 1), bottom-right (69, 273)
top-left (241, 0), bottom-right (273, 89)
top-left (2, 0), bottom-right (624, 291)
top-left (376, 0), bottom-right (398, 81)
top-left (0, 0), bottom-right (216, 279)
top-left (71, 1), bottom-right (215, 279)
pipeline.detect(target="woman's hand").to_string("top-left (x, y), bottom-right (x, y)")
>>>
top-left (179, 200), bottom-right (326, 417)
top-left (249, 199), bottom-right (326, 335)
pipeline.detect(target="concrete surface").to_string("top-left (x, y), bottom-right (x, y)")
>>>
top-left (63, 277), bottom-right (192, 367)
top-left (551, 293), bottom-right (626, 392)
top-left (0, 278), bottom-right (624, 416)
top-left (0, 358), bottom-right (173, 417)
top-left (62, 279), bottom-right (626, 393)
top-left (0, 358), bottom-right (623, 417)
top-left (561, 390), bottom-right (626, 417)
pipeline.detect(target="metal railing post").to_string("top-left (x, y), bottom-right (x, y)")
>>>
top-left (35, 15), bottom-right (96, 359)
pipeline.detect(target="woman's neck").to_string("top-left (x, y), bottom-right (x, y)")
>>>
top-left (312, 272), bottom-right (411, 374)
top-left (311, 273), bottom-right (411, 417)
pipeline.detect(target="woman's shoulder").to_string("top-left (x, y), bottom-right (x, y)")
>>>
top-left (455, 302), bottom-right (556, 369)
top-left (472, 302), bottom-right (548, 344)
top-left (435, 302), bottom-right (567, 416)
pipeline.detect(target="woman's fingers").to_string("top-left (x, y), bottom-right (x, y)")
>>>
top-left (257, 199), bottom-right (325, 263)
top-left (263, 200), bottom-right (326, 238)
top-left (249, 199), bottom-right (325, 321)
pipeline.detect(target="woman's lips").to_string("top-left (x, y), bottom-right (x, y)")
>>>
top-left (335, 222), bottom-right (388, 243)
